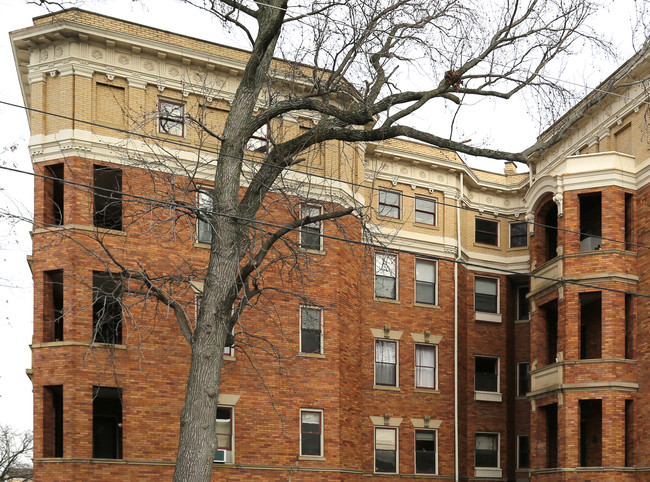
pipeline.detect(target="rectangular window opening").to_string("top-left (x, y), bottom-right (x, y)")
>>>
top-left (44, 270), bottom-right (64, 342)
top-left (517, 435), bottom-right (530, 469)
top-left (542, 300), bottom-right (558, 365)
top-left (517, 284), bottom-right (529, 321)
top-left (300, 306), bottom-right (322, 354)
top-left (375, 253), bottom-right (397, 299)
top-left (375, 339), bottom-right (397, 387)
top-left (415, 197), bottom-right (436, 225)
top-left (517, 362), bottom-right (530, 397)
top-left (625, 293), bottom-right (634, 359)
top-left (579, 192), bottom-right (602, 251)
top-left (378, 190), bottom-right (400, 219)
top-left (46, 164), bottom-right (64, 226)
top-left (475, 356), bottom-right (498, 393)
top-left (415, 344), bottom-right (436, 389)
top-left (475, 277), bottom-right (498, 314)
top-left (375, 427), bottom-right (397, 473)
top-left (300, 410), bottom-right (322, 457)
top-left (93, 165), bottom-right (122, 231)
top-left (625, 193), bottom-right (634, 250)
top-left (579, 292), bottom-right (602, 360)
top-left (415, 259), bottom-right (436, 305)
top-left (300, 205), bottom-right (323, 251)
top-left (415, 429), bottom-right (436, 474)
top-left (579, 399), bottom-right (602, 467)
top-left (215, 406), bottom-right (233, 463)
top-left (625, 399), bottom-right (633, 467)
top-left (510, 222), bottom-right (527, 247)
top-left (92, 387), bottom-right (122, 459)
top-left (92, 272), bottom-right (122, 345)
top-left (544, 403), bottom-right (558, 468)
top-left (159, 99), bottom-right (184, 137)
top-left (44, 385), bottom-right (63, 458)
top-left (197, 190), bottom-right (213, 244)
top-left (475, 218), bottom-right (499, 246)
top-left (475, 433), bottom-right (499, 468)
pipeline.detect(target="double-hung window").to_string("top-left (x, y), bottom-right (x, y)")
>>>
top-left (475, 356), bottom-right (501, 402)
top-left (475, 433), bottom-right (499, 471)
top-left (475, 277), bottom-right (498, 314)
top-left (415, 259), bottom-right (436, 305)
top-left (375, 253), bottom-right (397, 299)
top-left (475, 218), bottom-right (499, 246)
top-left (510, 222), bottom-right (528, 247)
top-left (375, 427), bottom-right (397, 473)
top-left (300, 306), bottom-right (322, 354)
top-left (375, 339), bottom-right (397, 387)
top-left (378, 190), bottom-right (400, 219)
top-left (415, 430), bottom-right (436, 474)
top-left (246, 125), bottom-right (268, 153)
top-left (215, 406), bottom-right (233, 463)
top-left (158, 100), bottom-right (184, 137)
top-left (300, 205), bottom-right (322, 251)
top-left (197, 191), bottom-right (213, 244)
top-left (415, 197), bottom-right (436, 225)
top-left (300, 410), bottom-right (323, 457)
top-left (415, 344), bottom-right (436, 389)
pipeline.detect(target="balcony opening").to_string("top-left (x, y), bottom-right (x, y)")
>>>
top-left (93, 387), bottom-right (122, 459)
top-left (538, 200), bottom-right (558, 264)
top-left (625, 193), bottom-right (634, 250)
top-left (579, 193), bottom-right (601, 251)
top-left (543, 403), bottom-right (558, 468)
top-left (625, 399), bottom-right (633, 467)
top-left (93, 165), bottom-right (122, 231)
top-left (625, 294), bottom-right (634, 359)
top-left (45, 164), bottom-right (64, 226)
top-left (541, 300), bottom-right (558, 365)
top-left (579, 399), bottom-right (602, 467)
top-left (92, 272), bottom-right (122, 345)
top-left (579, 292), bottom-right (601, 359)
top-left (44, 270), bottom-right (63, 342)
top-left (43, 385), bottom-right (63, 458)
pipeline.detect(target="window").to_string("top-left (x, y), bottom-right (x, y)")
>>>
top-left (517, 362), bottom-right (530, 397)
top-left (475, 356), bottom-right (499, 393)
top-left (415, 259), bottom-right (436, 305)
top-left (93, 387), bottom-right (122, 459)
top-left (415, 197), bottom-right (436, 225)
top-left (475, 277), bottom-right (498, 314)
top-left (300, 205), bottom-right (322, 251)
top-left (415, 430), bottom-right (436, 474)
top-left (375, 253), bottom-right (397, 299)
top-left (44, 385), bottom-right (63, 458)
top-left (46, 164), bottom-right (64, 226)
top-left (579, 192), bottom-right (602, 251)
top-left (300, 410), bottom-right (323, 457)
top-left (215, 406), bottom-right (233, 463)
top-left (246, 125), bottom-right (268, 153)
top-left (475, 433), bottom-right (499, 468)
top-left (475, 218), bottom-right (499, 246)
top-left (378, 190), bottom-right (400, 219)
top-left (44, 270), bottom-right (64, 342)
top-left (300, 306), bottom-right (322, 354)
top-left (517, 435), bottom-right (530, 469)
top-left (92, 272), bottom-right (122, 344)
top-left (517, 285), bottom-right (529, 321)
top-left (375, 427), bottom-right (397, 473)
top-left (197, 191), bottom-right (213, 244)
top-left (415, 344), bottom-right (436, 389)
top-left (510, 222), bottom-right (527, 247)
top-left (375, 339), bottom-right (397, 387)
top-left (93, 165), bottom-right (122, 231)
top-left (158, 99), bottom-right (184, 136)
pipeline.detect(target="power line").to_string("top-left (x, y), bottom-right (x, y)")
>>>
top-left (1, 98), bottom-right (647, 251)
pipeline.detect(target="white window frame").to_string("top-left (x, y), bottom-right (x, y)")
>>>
top-left (197, 190), bottom-right (213, 244)
top-left (299, 409), bottom-right (324, 458)
top-left (299, 306), bottom-right (323, 355)
top-left (474, 432), bottom-right (501, 478)
top-left (299, 204), bottom-right (323, 251)
top-left (374, 339), bottom-right (399, 388)
top-left (414, 259), bottom-right (437, 305)
top-left (474, 276), bottom-right (501, 323)
top-left (158, 99), bottom-right (185, 137)
top-left (414, 429), bottom-right (438, 475)
top-left (414, 196), bottom-right (437, 226)
top-left (375, 252), bottom-right (398, 300)
top-left (516, 434), bottom-right (530, 470)
top-left (414, 343), bottom-right (437, 390)
top-left (374, 426), bottom-right (398, 474)
top-left (215, 405), bottom-right (234, 464)
top-left (474, 355), bottom-right (501, 402)
top-left (246, 125), bottom-right (268, 153)
top-left (475, 218), bottom-right (499, 246)
top-left (517, 362), bottom-right (530, 397)
top-left (509, 221), bottom-right (528, 248)
top-left (378, 189), bottom-right (401, 219)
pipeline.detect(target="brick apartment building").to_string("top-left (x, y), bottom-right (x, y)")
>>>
top-left (9, 8), bottom-right (650, 481)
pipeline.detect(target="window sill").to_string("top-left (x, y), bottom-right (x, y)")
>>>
top-left (413, 388), bottom-right (439, 394)
top-left (474, 312), bottom-right (502, 323)
top-left (475, 467), bottom-right (502, 478)
top-left (31, 341), bottom-right (127, 350)
top-left (298, 455), bottom-right (326, 461)
top-left (33, 224), bottom-right (126, 236)
top-left (473, 242), bottom-right (500, 250)
top-left (374, 297), bottom-right (400, 304)
top-left (515, 318), bottom-right (530, 324)
top-left (194, 241), bottom-right (210, 249)
top-left (299, 247), bottom-right (326, 256)
top-left (509, 245), bottom-right (529, 250)
top-left (474, 391), bottom-right (502, 402)
top-left (373, 385), bottom-right (400, 391)
top-left (298, 353), bottom-right (326, 359)
top-left (413, 302), bottom-right (440, 310)
top-left (223, 355), bottom-right (235, 362)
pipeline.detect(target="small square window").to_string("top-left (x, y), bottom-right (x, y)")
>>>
top-left (300, 205), bottom-right (322, 251)
top-left (415, 344), bottom-right (436, 389)
top-left (510, 222), bottom-right (528, 247)
top-left (475, 433), bottom-right (499, 468)
top-left (415, 197), bottom-right (436, 225)
top-left (475, 277), bottom-right (498, 314)
top-left (215, 406), bottom-right (234, 463)
top-left (475, 356), bottom-right (499, 393)
top-left (300, 306), bottom-right (322, 354)
top-left (517, 435), bottom-right (530, 469)
top-left (378, 190), bottom-right (400, 219)
top-left (375, 253), bottom-right (397, 299)
top-left (415, 259), bottom-right (436, 305)
top-left (159, 100), bottom-right (184, 137)
top-left (415, 429), bottom-right (436, 474)
top-left (517, 362), bottom-right (530, 397)
top-left (300, 410), bottom-right (323, 456)
top-left (375, 427), bottom-right (397, 473)
top-left (475, 218), bottom-right (499, 246)
top-left (375, 339), bottom-right (397, 387)
top-left (246, 125), bottom-right (268, 153)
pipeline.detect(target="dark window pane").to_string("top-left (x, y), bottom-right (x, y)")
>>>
top-left (375, 450), bottom-right (396, 473)
top-left (475, 358), bottom-right (498, 392)
top-left (475, 219), bottom-right (498, 245)
top-left (93, 272), bottom-right (122, 344)
top-left (475, 293), bottom-right (497, 313)
top-left (510, 222), bottom-right (528, 247)
top-left (379, 190), bottom-right (400, 218)
top-left (518, 436), bottom-right (530, 468)
top-left (93, 166), bottom-right (122, 231)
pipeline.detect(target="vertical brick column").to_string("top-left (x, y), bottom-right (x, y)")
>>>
top-left (602, 395), bottom-right (626, 467)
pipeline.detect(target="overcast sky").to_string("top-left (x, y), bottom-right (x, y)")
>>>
top-left (0, 0), bottom-right (643, 433)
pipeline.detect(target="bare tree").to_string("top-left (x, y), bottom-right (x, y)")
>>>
top-left (0, 426), bottom-right (32, 482)
top-left (23, 0), bottom-right (650, 481)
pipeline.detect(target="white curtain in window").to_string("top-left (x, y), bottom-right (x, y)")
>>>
top-left (476, 434), bottom-right (497, 451)
top-left (416, 345), bottom-right (435, 387)
top-left (376, 428), bottom-right (396, 450)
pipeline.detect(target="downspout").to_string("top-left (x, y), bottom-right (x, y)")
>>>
top-left (454, 172), bottom-right (463, 482)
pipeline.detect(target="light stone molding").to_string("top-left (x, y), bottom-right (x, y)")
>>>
top-left (370, 416), bottom-right (403, 427)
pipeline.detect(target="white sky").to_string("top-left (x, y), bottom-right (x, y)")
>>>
top-left (0, 0), bottom-right (642, 433)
